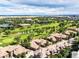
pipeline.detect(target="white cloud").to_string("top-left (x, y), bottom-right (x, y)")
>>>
top-left (6, 0), bottom-right (79, 4)
top-left (0, 5), bottom-right (64, 15)
top-left (0, 0), bottom-right (79, 15)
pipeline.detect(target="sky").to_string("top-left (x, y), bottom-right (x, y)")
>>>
top-left (0, 0), bottom-right (79, 15)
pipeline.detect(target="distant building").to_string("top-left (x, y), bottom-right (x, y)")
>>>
top-left (0, 23), bottom-right (14, 28)
top-left (25, 19), bottom-right (32, 21)
top-left (18, 24), bottom-right (31, 27)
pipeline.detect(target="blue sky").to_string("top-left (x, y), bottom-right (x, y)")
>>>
top-left (0, 0), bottom-right (79, 15)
